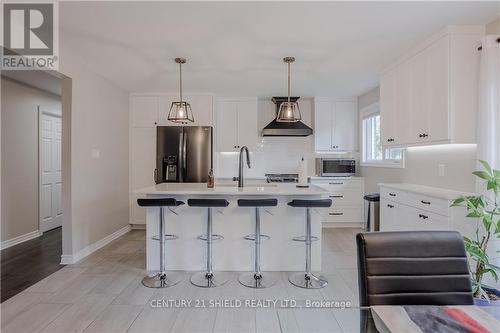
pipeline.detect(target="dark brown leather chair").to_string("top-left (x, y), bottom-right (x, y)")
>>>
top-left (356, 231), bottom-right (473, 306)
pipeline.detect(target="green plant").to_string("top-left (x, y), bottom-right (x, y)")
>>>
top-left (451, 160), bottom-right (500, 300)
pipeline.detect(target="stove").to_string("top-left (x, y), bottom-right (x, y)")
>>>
top-left (265, 173), bottom-right (299, 183)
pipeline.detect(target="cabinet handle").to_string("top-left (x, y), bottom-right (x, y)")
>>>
top-left (329, 182), bottom-right (344, 185)
top-left (389, 193), bottom-right (396, 197)
top-left (421, 200), bottom-right (431, 205)
top-left (329, 195), bottom-right (343, 198)
top-left (154, 122), bottom-right (158, 125)
top-left (329, 212), bottom-right (343, 216)
top-left (423, 134), bottom-right (428, 138)
top-left (418, 214), bottom-right (429, 220)
top-left (387, 204), bottom-right (394, 208)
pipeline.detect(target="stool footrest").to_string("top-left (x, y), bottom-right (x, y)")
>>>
top-left (243, 234), bottom-right (270, 241)
top-left (292, 235), bottom-right (319, 242)
top-left (151, 234), bottom-right (179, 241)
top-left (197, 234), bottom-right (224, 241)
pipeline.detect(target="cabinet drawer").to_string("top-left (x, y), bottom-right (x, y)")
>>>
top-left (321, 205), bottom-right (363, 223)
top-left (380, 187), bottom-right (406, 202)
top-left (327, 190), bottom-right (363, 206)
top-left (314, 179), bottom-right (363, 192)
top-left (405, 206), bottom-right (449, 231)
top-left (405, 192), bottom-right (450, 216)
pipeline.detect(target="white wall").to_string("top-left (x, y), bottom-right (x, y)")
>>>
top-left (59, 46), bottom-right (129, 256)
top-left (358, 87), bottom-right (477, 193)
top-left (486, 17), bottom-right (500, 34)
top-left (215, 98), bottom-right (315, 178)
top-left (1, 77), bottom-right (61, 242)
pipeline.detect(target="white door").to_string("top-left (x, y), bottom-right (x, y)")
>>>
top-left (39, 109), bottom-right (62, 232)
top-left (380, 68), bottom-right (397, 146)
top-left (215, 101), bottom-right (238, 152)
top-left (236, 99), bottom-right (258, 151)
top-left (333, 101), bottom-right (357, 151)
top-left (314, 100), bottom-right (333, 151)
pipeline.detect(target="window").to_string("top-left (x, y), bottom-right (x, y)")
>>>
top-left (360, 103), bottom-right (404, 167)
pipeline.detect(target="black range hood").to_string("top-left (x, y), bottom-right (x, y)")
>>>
top-left (262, 97), bottom-right (313, 137)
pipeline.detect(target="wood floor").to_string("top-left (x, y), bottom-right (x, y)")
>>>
top-left (0, 228), bottom-right (363, 333)
top-left (1, 227), bottom-right (64, 302)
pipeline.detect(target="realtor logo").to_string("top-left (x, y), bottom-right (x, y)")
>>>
top-left (1, 1), bottom-right (58, 70)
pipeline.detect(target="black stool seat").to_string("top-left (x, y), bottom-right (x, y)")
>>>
top-left (238, 199), bottom-right (278, 207)
top-left (363, 193), bottom-right (380, 202)
top-left (287, 199), bottom-right (332, 208)
top-left (188, 199), bottom-right (229, 207)
top-left (137, 198), bottom-right (185, 207)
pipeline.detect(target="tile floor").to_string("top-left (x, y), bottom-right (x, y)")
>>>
top-left (1, 228), bottom-right (364, 333)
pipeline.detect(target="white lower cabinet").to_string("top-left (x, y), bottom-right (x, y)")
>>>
top-left (380, 185), bottom-right (472, 238)
top-left (311, 177), bottom-right (364, 227)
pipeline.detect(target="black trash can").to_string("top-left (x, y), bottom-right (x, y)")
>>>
top-left (363, 193), bottom-right (380, 232)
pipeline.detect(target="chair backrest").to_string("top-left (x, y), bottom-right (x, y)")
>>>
top-left (356, 231), bottom-right (473, 306)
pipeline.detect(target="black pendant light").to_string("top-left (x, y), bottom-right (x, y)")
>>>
top-left (276, 57), bottom-right (301, 122)
top-left (167, 57), bottom-right (194, 123)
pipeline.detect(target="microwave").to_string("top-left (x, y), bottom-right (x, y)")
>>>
top-left (316, 158), bottom-right (356, 177)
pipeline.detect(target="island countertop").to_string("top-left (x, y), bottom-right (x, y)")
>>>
top-left (136, 182), bottom-right (329, 196)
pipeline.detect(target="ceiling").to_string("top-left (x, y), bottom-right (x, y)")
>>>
top-left (60, 2), bottom-right (499, 97)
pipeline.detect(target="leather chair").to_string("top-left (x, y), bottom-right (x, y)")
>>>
top-left (356, 231), bottom-right (473, 306)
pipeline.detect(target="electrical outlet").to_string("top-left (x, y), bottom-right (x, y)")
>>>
top-left (438, 164), bottom-right (445, 177)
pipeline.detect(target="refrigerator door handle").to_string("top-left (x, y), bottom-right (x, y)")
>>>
top-left (178, 131), bottom-right (183, 182)
top-left (182, 131), bottom-right (187, 178)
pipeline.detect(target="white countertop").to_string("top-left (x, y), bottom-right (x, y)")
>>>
top-left (136, 182), bottom-right (329, 196)
top-left (378, 183), bottom-right (475, 200)
top-left (310, 176), bottom-right (364, 180)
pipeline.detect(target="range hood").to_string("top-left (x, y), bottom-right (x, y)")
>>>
top-left (262, 97), bottom-right (313, 137)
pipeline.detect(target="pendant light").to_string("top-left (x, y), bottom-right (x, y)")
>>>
top-left (277, 56), bottom-right (301, 122)
top-left (167, 57), bottom-right (194, 123)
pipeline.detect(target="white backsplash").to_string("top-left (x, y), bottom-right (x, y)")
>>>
top-left (215, 136), bottom-right (316, 178)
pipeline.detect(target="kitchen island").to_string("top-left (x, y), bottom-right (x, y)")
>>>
top-left (136, 182), bottom-right (329, 272)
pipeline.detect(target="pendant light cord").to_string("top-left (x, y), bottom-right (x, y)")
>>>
top-left (287, 62), bottom-right (291, 103)
top-left (179, 62), bottom-right (183, 103)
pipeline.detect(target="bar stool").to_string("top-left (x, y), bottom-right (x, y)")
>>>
top-left (288, 199), bottom-right (332, 289)
top-left (137, 198), bottom-right (184, 288)
top-left (188, 198), bottom-right (230, 287)
top-left (238, 198), bottom-right (279, 288)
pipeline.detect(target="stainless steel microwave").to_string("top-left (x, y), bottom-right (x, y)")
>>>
top-left (316, 158), bottom-right (356, 177)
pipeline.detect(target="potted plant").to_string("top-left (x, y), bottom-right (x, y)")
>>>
top-left (451, 160), bottom-right (500, 305)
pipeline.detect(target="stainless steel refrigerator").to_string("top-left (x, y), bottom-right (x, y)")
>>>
top-left (156, 126), bottom-right (213, 183)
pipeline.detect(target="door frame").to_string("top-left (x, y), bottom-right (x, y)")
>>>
top-left (38, 106), bottom-right (62, 233)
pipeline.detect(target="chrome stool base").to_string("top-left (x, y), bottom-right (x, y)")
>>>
top-left (142, 272), bottom-right (182, 288)
top-left (239, 272), bottom-right (278, 289)
top-left (288, 272), bottom-right (328, 289)
top-left (190, 272), bottom-right (229, 288)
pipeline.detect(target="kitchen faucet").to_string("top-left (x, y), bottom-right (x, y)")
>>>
top-left (237, 146), bottom-right (251, 188)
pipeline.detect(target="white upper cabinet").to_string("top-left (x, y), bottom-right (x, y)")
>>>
top-left (380, 26), bottom-right (483, 147)
top-left (130, 95), bottom-right (159, 127)
top-left (130, 94), bottom-right (213, 128)
top-left (215, 98), bottom-right (258, 152)
top-left (314, 98), bottom-right (357, 152)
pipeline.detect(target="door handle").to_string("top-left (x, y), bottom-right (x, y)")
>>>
top-left (418, 214), bottom-right (429, 219)
top-left (329, 195), bottom-right (343, 198)
top-left (154, 168), bottom-right (158, 184)
top-left (182, 133), bottom-right (187, 177)
top-left (387, 204), bottom-right (394, 208)
top-left (421, 200), bottom-right (431, 205)
top-left (389, 193), bottom-right (396, 197)
top-left (178, 131), bottom-right (183, 182)
top-left (329, 182), bottom-right (344, 185)
top-left (329, 212), bottom-right (343, 216)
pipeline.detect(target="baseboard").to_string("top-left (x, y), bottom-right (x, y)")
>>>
top-left (0, 230), bottom-right (43, 250)
top-left (60, 224), bottom-right (131, 264)
top-left (130, 224), bottom-right (145, 230)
